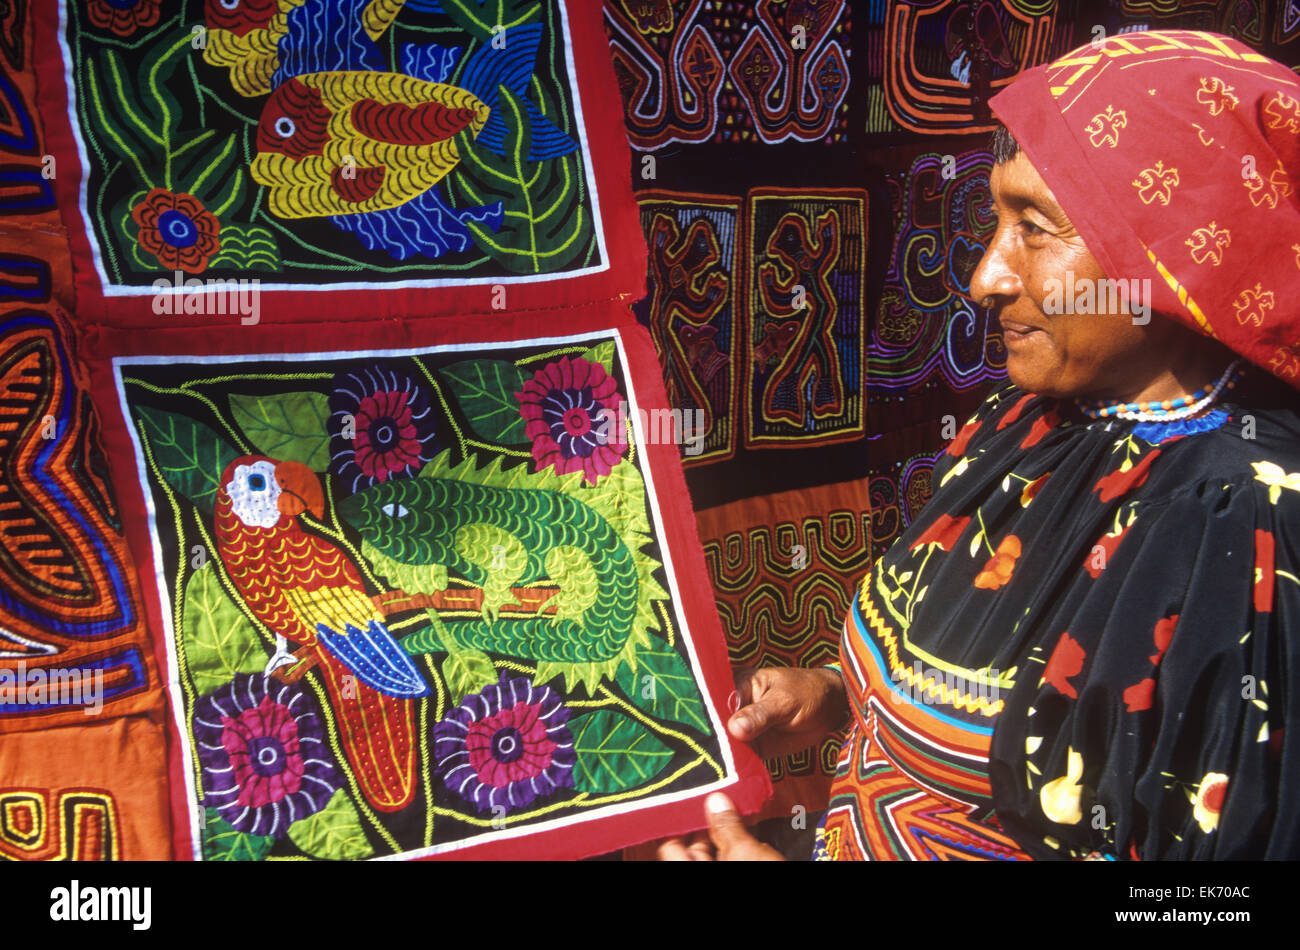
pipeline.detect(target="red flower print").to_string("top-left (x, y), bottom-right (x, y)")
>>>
top-left (974, 534), bottom-right (1021, 590)
top-left (1193, 772), bottom-right (1228, 832)
top-left (432, 673), bottom-right (575, 814)
top-left (329, 364), bottom-right (439, 493)
top-left (947, 419), bottom-right (981, 457)
top-left (1020, 473), bottom-right (1050, 507)
top-left (997, 393), bottom-right (1035, 431)
top-left (354, 390), bottom-right (423, 479)
top-left (1041, 631), bottom-right (1086, 699)
top-left (1123, 677), bottom-right (1155, 712)
top-left (1254, 529), bottom-right (1276, 613)
top-left (86, 0), bottom-right (161, 36)
top-left (193, 675), bottom-right (340, 838)
top-left (1093, 449), bottom-right (1162, 503)
top-left (909, 513), bottom-right (971, 552)
top-left (1150, 614), bottom-right (1178, 665)
top-left (1084, 524), bottom-right (1130, 578)
top-left (131, 189), bottom-right (222, 273)
top-left (1020, 407), bottom-right (1061, 449)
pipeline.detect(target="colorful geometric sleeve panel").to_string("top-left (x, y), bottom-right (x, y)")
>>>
top-left (5, 0), bottom-right (769, 860)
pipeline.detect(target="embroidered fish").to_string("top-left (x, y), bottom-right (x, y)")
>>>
top-left (233, 0), bottom-right (579, 259)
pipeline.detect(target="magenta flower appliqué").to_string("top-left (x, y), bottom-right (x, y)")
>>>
top-left (193, 674), bottom-right (340, 837)
top-left (432, 673), bottom-right (575, 813)
top-left (516, 355), bottom-right (628, 485)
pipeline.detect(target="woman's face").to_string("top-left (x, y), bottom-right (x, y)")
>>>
top-left (969, 153), bottom-right (1194, 401)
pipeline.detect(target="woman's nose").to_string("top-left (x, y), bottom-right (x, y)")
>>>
top-left (969, 235), bottom-right (1024, 309)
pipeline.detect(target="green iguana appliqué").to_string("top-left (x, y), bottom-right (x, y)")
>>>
top-left (336, 451), bottom-right (669, 692)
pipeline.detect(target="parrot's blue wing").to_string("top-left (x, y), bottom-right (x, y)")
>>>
top-left (403, 0), bottom-right (445, 10)
top-left (273, 0), bottom-right (384, 87)
top-left (330, 187), bottom-right (503, 260)
top-left (458, 23), bottom-right (579, 162)
top-left (316, 620), bottom-right (432, 698)
top-left (401, 43), bottom-right (462, 84)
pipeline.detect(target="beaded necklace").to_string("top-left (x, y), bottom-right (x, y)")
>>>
top-left (1074, 359), bottom-right (1244, 422)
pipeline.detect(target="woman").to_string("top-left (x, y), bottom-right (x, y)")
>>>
top-left (662, 29), bottom-right (1300, 860)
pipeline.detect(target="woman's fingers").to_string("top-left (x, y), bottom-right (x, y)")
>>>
top-left (732, 667), bottom-right (757, 709)
top-left (657, 833), bottom-right (716, 861)
top-left (685, 831), bottom-right (715, 861)
top-left (727, 668), bottom-right (798, 742)
top-left (658, 837), bottom-right (696, 861)
top-left (705, 793), bottom-right (784, 861)
top-left (659, 797), bottom-right (785, 861)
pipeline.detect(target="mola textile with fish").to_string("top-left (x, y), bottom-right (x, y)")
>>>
top-left (35, 0), bottom-right (650, 326)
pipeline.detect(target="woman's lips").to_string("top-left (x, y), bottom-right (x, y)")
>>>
top-left (1001, 319), bottom-right (1045, 346)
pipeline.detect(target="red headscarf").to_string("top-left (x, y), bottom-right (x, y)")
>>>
top-left (989, 30), bottom-right (1300, 389)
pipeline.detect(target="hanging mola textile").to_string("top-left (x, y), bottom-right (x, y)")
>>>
top-left (30, 0), bottom-right (769, 860)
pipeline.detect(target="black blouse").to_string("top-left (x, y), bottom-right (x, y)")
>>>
top-left (872, 370), bottom-right (1300, 859)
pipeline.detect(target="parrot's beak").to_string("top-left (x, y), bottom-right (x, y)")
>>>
top-left (275, 460), bottom-right (325, 520)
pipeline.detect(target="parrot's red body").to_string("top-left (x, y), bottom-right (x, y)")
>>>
top-left (214, 456), bottom-right (418, 813)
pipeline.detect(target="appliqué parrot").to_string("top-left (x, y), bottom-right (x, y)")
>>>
top-left (214, 455), bottom-right (430, 813)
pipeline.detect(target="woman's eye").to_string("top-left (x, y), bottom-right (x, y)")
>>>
top-left (1020, 219), bottom-right (1044, 236)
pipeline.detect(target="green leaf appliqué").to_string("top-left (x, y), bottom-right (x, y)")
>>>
top-left (440, 359), bottom-right (531, 444)
top-left (229, 391), bottom-right (331, 471)
top-left (182, 568), bottom-right (266, 695)
top-left (202, 808), bottom-right (273, 862)
top-left (569, 710), bottom-right (673, 793)
top-left (615, 644), bottom-right (709, 733)
top-left (134, 406), bottom-right (239, 517)
top-left (286, 790), bottom-right (374, 860)
top-left (446, 88), bottom-right (595, 275)
top-left (580, 341), bottom-right (616, 376)
top-left (440, 647), bottom-right (498, 705)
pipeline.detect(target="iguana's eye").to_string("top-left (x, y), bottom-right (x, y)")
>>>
top-left (381, 502), bottom-right (409, 518)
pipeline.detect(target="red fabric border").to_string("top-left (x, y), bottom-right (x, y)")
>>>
top-left (83, 306), bottom-right (771, 861)
top-left (32, 1), bottom-right (647, 331)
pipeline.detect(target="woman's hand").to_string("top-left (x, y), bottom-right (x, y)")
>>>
top-left (648, 667), bottom-right (847, 861)
top-left (657, 793), bottom-right (784, 861)
top-left (727, 666), bottom-right (849, 761)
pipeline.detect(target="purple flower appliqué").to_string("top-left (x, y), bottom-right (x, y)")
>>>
top-left (432, 673), bottom-right (575, 814)
top-left (193, 674), bottom-right (341, 838)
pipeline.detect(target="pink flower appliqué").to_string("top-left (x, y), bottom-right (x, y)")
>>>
top-left (516, 356), bottom-right (628, 485)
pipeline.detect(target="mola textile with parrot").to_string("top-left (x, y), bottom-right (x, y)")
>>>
top-left (117, 332), bottom-right (730, 859)
top-left (57, 0), bottom-right (597, 283)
